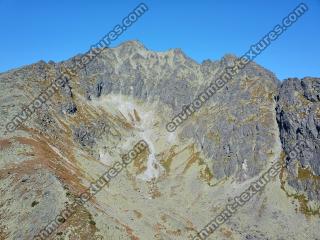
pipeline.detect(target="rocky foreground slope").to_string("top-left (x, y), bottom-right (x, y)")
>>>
top-left (0, 41), bottom-right (319, 240)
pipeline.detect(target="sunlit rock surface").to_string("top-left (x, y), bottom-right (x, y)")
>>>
top-left (276, 77), bottom-right (320, 204)
top-left (0, 41), bottom-right (319, 239)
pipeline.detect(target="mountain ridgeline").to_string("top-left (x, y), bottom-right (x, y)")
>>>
top-left (0, 41), bottom-right (319, 239)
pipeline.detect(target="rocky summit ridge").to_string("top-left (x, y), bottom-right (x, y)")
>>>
top-left (0, 40), bottom-right (319, 239)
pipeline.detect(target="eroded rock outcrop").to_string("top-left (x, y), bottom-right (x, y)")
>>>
top-left (276, 77), bottom-right (320, 204)
top-left (0, 41), bottom-right (319, 240)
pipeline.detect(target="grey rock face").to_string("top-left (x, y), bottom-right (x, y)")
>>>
top-left (1, 41), bottom-right (320, 240)
top-left (276, 77), bottom-right (320, 201)
top-left (62, 42), bottom-right (280, 181)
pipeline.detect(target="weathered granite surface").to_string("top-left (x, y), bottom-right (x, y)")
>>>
top-left (0, 41), bottom-right (319, 240)
top-left (276, 77), bottom-right (320, 201)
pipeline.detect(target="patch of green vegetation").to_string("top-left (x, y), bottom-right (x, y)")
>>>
top-left (280, 155), bottom-right (320, 217)
top-left (298, 167), bottom-right (320, 181)
top-left (227, 114), bottom-right (236, 123)
top-left (200, 166), bottom-right (213, 183)
top-left (208, 131), bottom-right (220, 144)
top-left (291, 193), bottom-right (320, 216)
top-left (160, 146), bottom-right (178, 174)
top-left (133, 148), bottom-right (149, 174)
top-left (244, 114), bottom-right (256, 123)
top-left (268, 92), bottom-right (274, 102)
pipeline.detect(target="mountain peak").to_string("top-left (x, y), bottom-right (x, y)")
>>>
top-left (1, 40), bottom-right (320, 240)
top-left (116, 40), bottom-right (147, 50)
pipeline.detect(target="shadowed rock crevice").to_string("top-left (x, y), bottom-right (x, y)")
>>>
top-left (1, 41), bottom-right (320, 239)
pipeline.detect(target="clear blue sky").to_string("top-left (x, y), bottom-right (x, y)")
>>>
top-left (0, 0), bottom-right (319, 80)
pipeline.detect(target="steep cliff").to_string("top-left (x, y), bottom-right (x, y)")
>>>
top-left (0, 41), bottom-right (319, 240)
